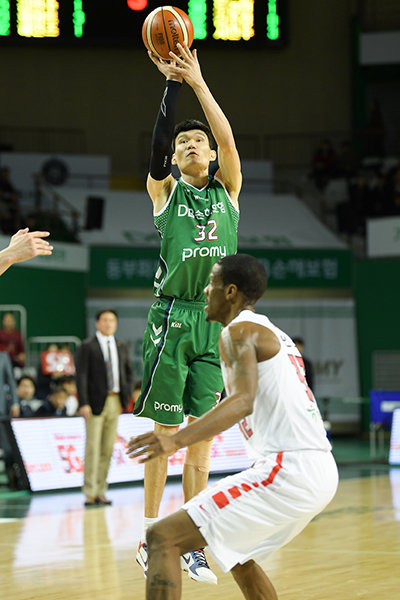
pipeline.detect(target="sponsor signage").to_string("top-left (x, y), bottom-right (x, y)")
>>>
top-left (10, 414), bottom-right (251, 492)
top-left (89, 247), bottom-right (352, 289)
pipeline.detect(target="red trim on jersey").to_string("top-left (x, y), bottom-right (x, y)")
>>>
top-left (211, 452), bottom-right (284, 510)
top-left (212, 491), bottom-right (230, 508)
top-left (260, 451), bottom-right (283, 487)
top-left (229, 486), bottom-right (241, 499)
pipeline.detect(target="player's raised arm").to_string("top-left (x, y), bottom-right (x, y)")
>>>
top-left (146, 52), bottom-right (184, 212)
top-left (169, 43), bottom-right (242, 206)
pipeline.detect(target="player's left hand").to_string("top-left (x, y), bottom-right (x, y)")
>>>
top-left (126, 431), bottom-right (179, 463)
top-left (169, 43), bottom-right (203, 89)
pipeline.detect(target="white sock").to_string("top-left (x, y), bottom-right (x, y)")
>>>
top-left (143, 517), bottom-right (158, 539)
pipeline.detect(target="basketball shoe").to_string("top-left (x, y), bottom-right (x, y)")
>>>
top-left (136, 539), bottom-right (148, 579)
top-left (180, 549), bottom-right (218, 584)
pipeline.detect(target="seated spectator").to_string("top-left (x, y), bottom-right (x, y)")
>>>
top-left (35, 343), bottom-right (75, 399)
top-left (0, 166), bottom-right (20, 234)
top-left (310, 139), bottom-right (337, 191)
top-left (0, 311), bottom-right (25, 368)
top-left (35, 383), bottom-right (68, 417)
top-left (59, 374), bottom-right (78, 416)
top-left (10, 375), bottom-right (42, 418)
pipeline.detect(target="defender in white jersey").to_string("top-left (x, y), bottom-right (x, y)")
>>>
top-left (127, 254), bottom-right (338, 600)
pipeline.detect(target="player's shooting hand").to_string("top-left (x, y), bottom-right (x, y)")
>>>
top-left (169, 43), bottom-right (203, 89)
top-left (147, 50), bottom-right (183, 83)
top-left (126, 431), bottom-right (179, 463)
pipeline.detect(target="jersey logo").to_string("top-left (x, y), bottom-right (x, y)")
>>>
top-left (182, 245), bottom-right (227, 262)
top-left (178, 203), bottom-right (226, 220)
top-left (171, 321), bottom-right (182, 328)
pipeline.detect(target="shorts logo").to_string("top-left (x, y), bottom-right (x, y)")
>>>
top-left (154, 402), bottom-right (183, 412)
top-left (171, 321), bottom-right (182, 328)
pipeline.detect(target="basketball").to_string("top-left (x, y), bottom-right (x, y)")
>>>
top-left (142, 6), bottom-right (194, 60)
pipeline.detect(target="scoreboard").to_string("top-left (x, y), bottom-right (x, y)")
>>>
top-left (0, 0), bottom-right (288, 47)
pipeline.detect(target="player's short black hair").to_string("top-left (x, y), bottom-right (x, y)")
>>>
top-left (217, 254), bottom-right (267, 304)
top-left (173, 119), bottom-right (216, 150)
top-left (95, 308), bottom-right (118, 321)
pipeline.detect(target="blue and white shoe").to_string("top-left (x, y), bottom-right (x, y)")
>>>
top-left (180, 549), bottom-right (218, 584)
top-left (136, 539), bottom-right (148, 579)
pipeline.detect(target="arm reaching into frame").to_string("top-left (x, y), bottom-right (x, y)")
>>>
top-left (0, 229), bottom-right (53, 276)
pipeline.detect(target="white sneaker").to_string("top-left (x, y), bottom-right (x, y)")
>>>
top-left (136, 539), bottom-right (148, 579)
top-left (180, 549), bottom-right (217, 584)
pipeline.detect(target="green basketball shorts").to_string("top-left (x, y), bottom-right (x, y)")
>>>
top-left (134, 296), bottom-right (223, 426)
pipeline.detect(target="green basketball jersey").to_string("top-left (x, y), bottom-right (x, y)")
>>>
top-left (153, 176), bottom-right (239, 301)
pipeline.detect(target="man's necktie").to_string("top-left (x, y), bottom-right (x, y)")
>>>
top-left (106, 340), bottom-right (114, 391)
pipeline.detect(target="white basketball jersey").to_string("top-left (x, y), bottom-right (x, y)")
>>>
top-left (221, 310), bottom-right (331, 459)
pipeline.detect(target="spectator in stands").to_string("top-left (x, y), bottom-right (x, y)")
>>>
top-left (292, 337), bottom-right (314, 392)
top-left (0, 312), bottom-right (25, 368)
top-left (10, 375), bottom-right (41, 418)
top-left (0, 351), bottom-right (19, 487)
top-left (0, 166), bottom-right (20, 234)
top-left (0, 228), bottom-right (53, 276)
top-left (0, 351), bottom-right (18, 417)
top-left (310, 139), bottom-right (337, 191)
top-left (59, 374), bottom-right (79, 416)
top-left (35, 383), bottom-right (68, 417)
top-left (35, 343), bottom-right (64, 399)
top-left (336, 170), bottom-right (374, 236)
top-left (335, 140), bottom-right (359, 180)
top-left (364, 99), bottom-right (385, 158)
top-left (383, 165), bottom-right (400, 216)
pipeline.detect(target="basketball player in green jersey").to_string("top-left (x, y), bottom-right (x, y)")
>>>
top-left (134, 42), bottom-right (241, 584)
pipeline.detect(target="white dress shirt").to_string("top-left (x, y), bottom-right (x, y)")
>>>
top-left (96, 331), bottom-right (120, 393)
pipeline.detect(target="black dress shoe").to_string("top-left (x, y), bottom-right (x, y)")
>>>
top-left (95, 496), bottom-right (112, 505)
top-left (84, 500), bottom-right (98, 507)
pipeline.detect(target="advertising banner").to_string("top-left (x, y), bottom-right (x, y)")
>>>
top-left (10, 414), bottom-right (251, 492)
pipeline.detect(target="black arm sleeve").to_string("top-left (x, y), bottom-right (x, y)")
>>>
top-left (149, 80), bottom-right (182, 181)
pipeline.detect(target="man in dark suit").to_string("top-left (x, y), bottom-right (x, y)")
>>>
top-left (76, 309), bottom-right (134, 506)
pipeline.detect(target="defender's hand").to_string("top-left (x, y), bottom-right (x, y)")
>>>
top-left (126, 431), bottom-right (179, 463)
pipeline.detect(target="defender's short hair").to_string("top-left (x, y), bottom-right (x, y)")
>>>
top-left (217, 254), bottom-right (267, 303)
top-left (173, 119), bottom-right (216, 150)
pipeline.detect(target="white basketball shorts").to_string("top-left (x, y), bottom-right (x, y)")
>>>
top-left (182, 449), bottom-right (338, 572)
